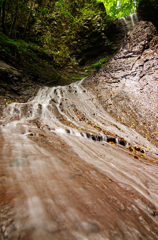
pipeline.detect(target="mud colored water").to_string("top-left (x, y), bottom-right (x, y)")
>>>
top-left (0, 79), bottom-right (158, 240)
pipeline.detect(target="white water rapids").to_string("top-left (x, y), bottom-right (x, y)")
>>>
top-left (0, 79), bottom-right (158, 240)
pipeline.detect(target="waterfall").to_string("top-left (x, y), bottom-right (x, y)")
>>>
top-left (1, 79), bottom-right (156, 152)
top-left (118, 13), bottom-right (139, 33)
top-left (0, 78), bottom-right (158, 239)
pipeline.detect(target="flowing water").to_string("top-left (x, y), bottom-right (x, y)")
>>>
top-left (0, 78), bottom-right (158, 240)
top-left (118, 13), bottom-right (139, 33)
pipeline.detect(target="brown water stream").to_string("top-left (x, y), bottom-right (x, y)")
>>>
top-left (0, 79), bottom-right (158, 240)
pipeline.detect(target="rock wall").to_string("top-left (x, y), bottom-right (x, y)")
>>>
top-left (0, 59), bottom-right (67, 104)
top-left (83, 21), bottom-right (158, 147)
top-left (137, 0), bottom-right (158, 30)
top-left (0, 61), bottom-right (35, 104)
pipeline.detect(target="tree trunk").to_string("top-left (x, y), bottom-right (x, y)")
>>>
top-left (9, 0), bottom-right (19, 38)
top-left (0, 6), bottom-right (1, 21)
top-left (23, 0), bottom-right (34, 39)
top-left (2, 0), bottom-right (6, 34)
top-left (23, 13), bottom-right (30, 39)
top-left (9, 15), bottom-right (17, 38)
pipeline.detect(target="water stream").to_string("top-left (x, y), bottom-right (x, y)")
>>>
top-left (0, 77), bottom-right (158, 240)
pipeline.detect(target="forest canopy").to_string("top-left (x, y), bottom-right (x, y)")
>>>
top-left (97, 0), bottom-right (137, 18)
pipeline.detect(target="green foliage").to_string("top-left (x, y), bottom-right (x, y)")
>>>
top-left (80, 5), bottom-right (96, 18)
top-left (90, 57), bottom-right (108, 70)
top-left (55, 0), bottom-right (74, 19)
top-left (97, 0), bottom-right (137, 18)
top-left (0, 0), bottom-right (116, 69)
top-left (0, 0), bottom-right (75, 39)
top-left (0, 31), bottom-right (45, 58)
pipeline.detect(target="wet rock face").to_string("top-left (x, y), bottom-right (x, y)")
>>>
top-left (83, 21), bottom-right (158, 147)
top-left (122, 21), bottom-right (157, 54)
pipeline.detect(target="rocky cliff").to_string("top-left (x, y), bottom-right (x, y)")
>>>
top-left (83, 21), bottom-right (158, 147)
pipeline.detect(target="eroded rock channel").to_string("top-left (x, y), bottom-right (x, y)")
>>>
top-left (0, 21), bottom-right (158, 240)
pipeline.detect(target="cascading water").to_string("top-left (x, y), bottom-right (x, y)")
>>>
top-left (0, 76), bottom-right (158, 240)
top-left (118, 13), bottom-right (139, 33)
